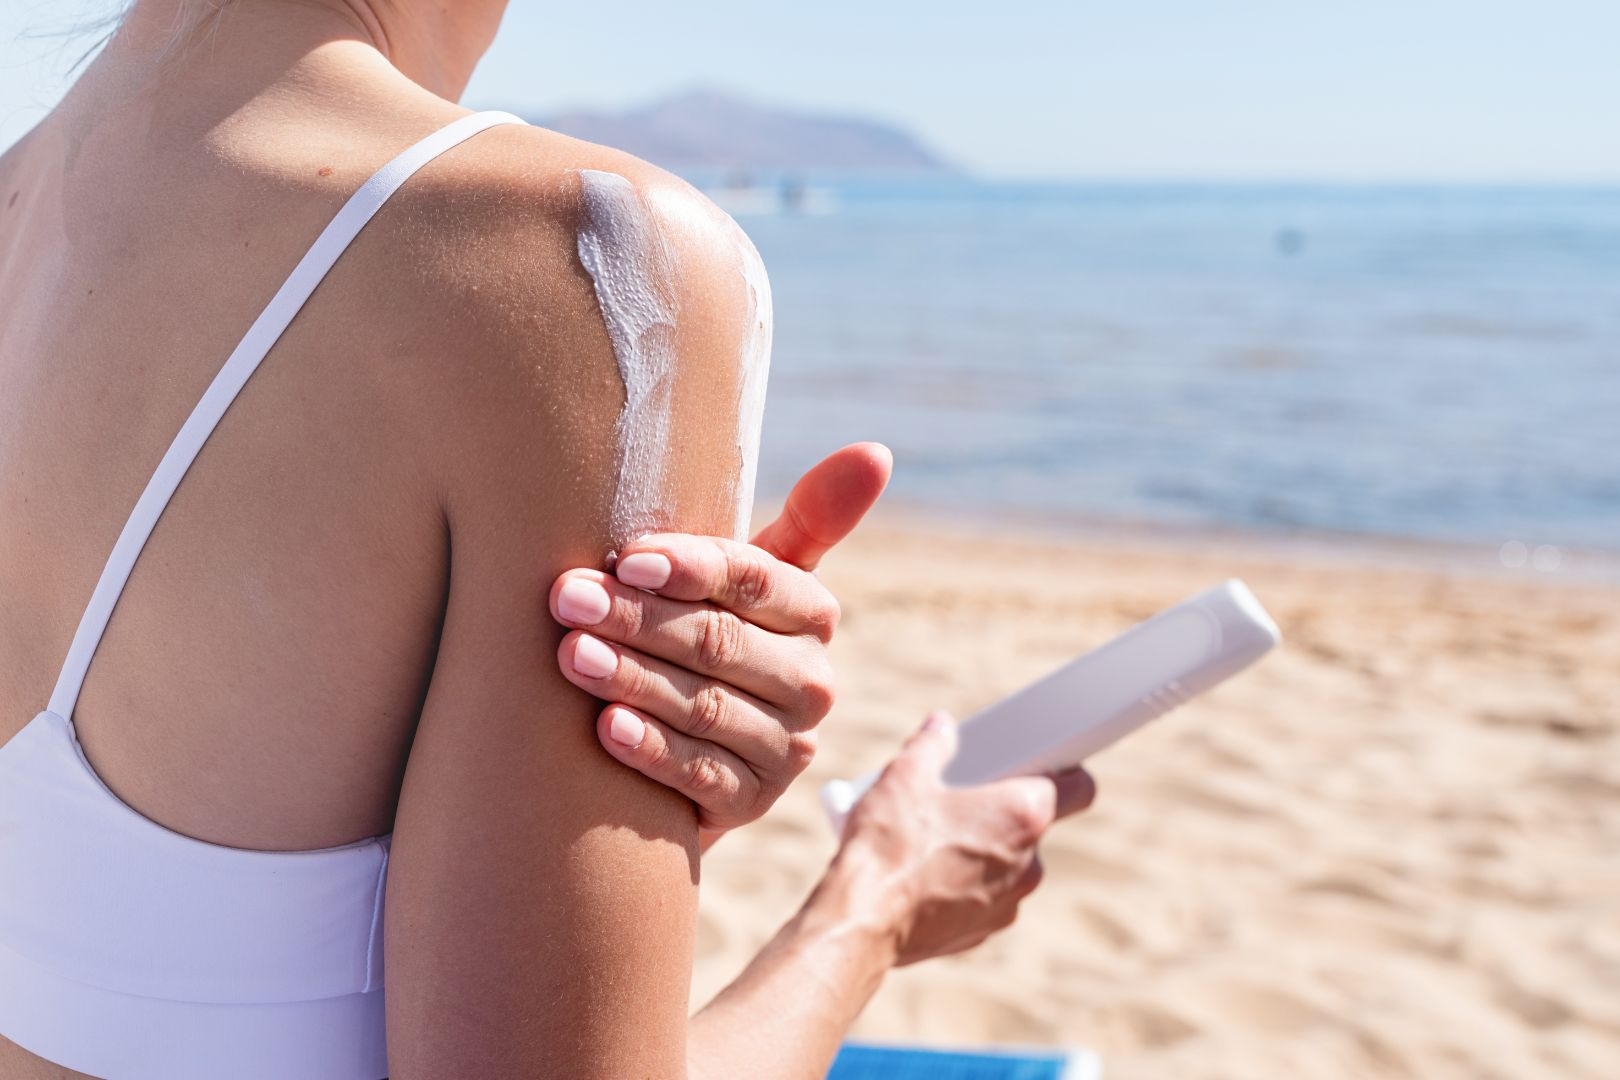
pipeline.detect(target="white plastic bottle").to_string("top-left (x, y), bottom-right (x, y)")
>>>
top-left (821, 579), bottom-right (1282, 830)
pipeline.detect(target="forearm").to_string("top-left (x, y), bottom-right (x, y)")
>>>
top-left (687, 850), bottom-right (902, 1080)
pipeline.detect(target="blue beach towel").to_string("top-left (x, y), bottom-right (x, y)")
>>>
top-left (827, 1042), bottom-right (1102, 1080)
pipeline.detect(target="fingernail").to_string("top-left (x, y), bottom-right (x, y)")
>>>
top-left (606, 707), bottom-right (645, 748)
top-left (557, 578), bottom-right (612, 625)
top-left (571, 634), bottom-right (619, 679)
top-left (923, 710), bottom-right (952, 733)
top-left (616, 552), bottom-right (671, 590)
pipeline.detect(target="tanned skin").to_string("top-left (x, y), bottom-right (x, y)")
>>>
top-left (0, 3), bottom-right (1094, 1076)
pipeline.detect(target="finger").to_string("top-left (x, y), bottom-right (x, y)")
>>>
top-left (981, 775), bottom-right (1058, 845)
top-left (1014, 854), bottom-right (1046, 898)
top-left (611, 534), bottom-right (839, 639)
top-left (592, 705), bottom-right (763, 831)
top-left (551, 570), bottom-right (833, 710)
top-left (749, 442), bottom-right (893, 571)
top-left (887, 710), bottom-right (958, 780)
top-left (1050, 766), bottom-right (1098, 819)
top-left (558, 631), bottom-right (794, 766)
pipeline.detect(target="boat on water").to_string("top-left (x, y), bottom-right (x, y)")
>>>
top-left (700, 175), bottom-right (838, 217)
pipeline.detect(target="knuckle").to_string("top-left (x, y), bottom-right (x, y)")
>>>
top-left (686, 683), bottom-right (731, 739)
top-left (696, 608), bottom-right (747, 671)
top-left (607, 653), bottom-right (643, 699)
top-left (742, 766), bottom-right (768, 818)
top-left (685, 752), bottom-right (738, 804)
top-left (1008, 799), bottom-right (1052, 846)
top-left (752, 762), bottom-right (788, 808)
top-left (609, 589), bottom-right (646, 641)
top-left (723, 548), bottom-right (776, 611)
top-left (805, 590), bottom-right (842, 643)
top-left (641, 731), bottom-right (678, 776)
top-left (786, 730), bottom-right (819, 775)
top-left (795, 667), bottom-right (836, 721)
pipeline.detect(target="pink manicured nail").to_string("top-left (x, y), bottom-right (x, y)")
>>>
top-left (606, 707), bottom-right (645, 748)
top-left (616, 552), bottom-right (671, 590)
top-left (571, 634), bottom-right (619, 679)
top-left (556, 578), bottom-right (611, 625)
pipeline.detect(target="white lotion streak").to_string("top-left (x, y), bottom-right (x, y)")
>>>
top-left (575, 169), bottom-right (680, 546)
top-left (726, 223), bottom-right (774, 540)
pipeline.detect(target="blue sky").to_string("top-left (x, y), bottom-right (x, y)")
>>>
top-left (4, 0), bottom-right (1618, 180)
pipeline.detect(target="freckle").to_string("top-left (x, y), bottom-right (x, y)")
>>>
top-left (318, 165), bottom-right (334, 177)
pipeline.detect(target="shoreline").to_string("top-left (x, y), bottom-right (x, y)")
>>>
top-left (752, 496), bottom-right (1620, 587)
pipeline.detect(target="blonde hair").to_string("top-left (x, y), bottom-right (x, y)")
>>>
top-left (29, 3), bottom-right (132, 74)
top-left (87, 1), bottom-right (231, 62)
top-left (29, 0), bottom-right (234, 78)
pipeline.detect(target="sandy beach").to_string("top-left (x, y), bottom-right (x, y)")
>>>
top-left (693, 511), bottom-right (1620, 1079)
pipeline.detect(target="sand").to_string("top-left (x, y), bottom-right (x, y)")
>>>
top-left (692, 511), bottom-right (1620, 1079)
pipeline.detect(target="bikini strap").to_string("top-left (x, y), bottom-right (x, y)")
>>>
top-left (47, 110), bottom-right (528, 721)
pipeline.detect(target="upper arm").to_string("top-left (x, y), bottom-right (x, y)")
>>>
top-left (382, 141), bottom-right (770, 1077)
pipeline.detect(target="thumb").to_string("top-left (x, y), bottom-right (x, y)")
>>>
top-left (892, 710), bottom-right (959, 779)
top-left (750, 442), bottom-right (893, 571)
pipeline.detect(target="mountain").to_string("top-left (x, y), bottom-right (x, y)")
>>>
top-left (531, 89), bottom-right (953, 173)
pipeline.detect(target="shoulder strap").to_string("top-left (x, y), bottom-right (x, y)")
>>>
top-left (47, 110), bottom-right (528, 720)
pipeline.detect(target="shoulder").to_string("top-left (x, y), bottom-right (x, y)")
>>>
top-left (390, 119), bottom-right (763, 324)
top-left (371, 120), bottom-right (770, 528)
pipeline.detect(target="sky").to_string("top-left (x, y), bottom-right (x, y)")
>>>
top-left (3, 0), bottom-right (1618, 181)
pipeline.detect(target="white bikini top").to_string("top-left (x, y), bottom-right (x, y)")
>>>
top-left (0, 110), bottom-right (527, 1080)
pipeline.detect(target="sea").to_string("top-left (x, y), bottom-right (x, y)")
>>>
top-left (719, 179), bottom-right (1619, 561)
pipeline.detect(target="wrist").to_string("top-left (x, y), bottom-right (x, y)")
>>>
top-left (791, 844), bottom-right (909, 969)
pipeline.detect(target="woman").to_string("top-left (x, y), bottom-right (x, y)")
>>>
top-left (0, 1), bottom-right (1096, 1077)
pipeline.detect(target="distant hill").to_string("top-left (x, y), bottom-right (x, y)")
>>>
top-left (531, 89), bottom-right (953, 173)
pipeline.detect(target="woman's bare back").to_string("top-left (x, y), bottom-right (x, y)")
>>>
top-left (0, 26), bottom-right (579, 1077)
top-left (0, 64), bottom-right (479, 853)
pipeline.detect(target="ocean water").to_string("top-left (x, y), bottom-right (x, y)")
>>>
top-left (733, 181), bottom-right (1620, 553)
